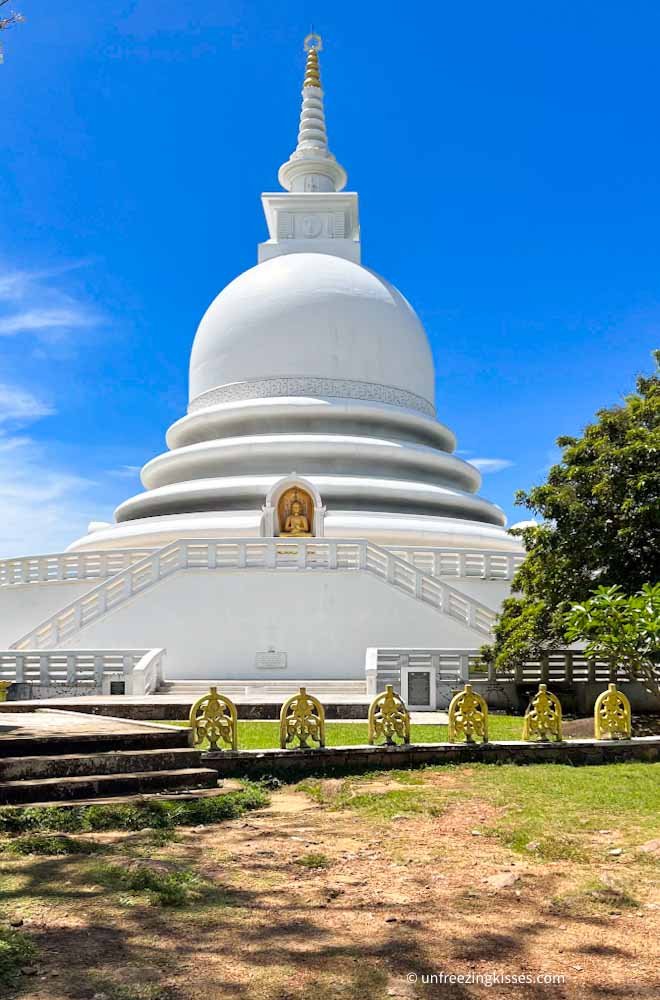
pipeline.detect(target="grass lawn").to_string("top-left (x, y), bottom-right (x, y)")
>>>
top-left (0, 761), bottom-right (658, 998)
top-left (303, 761), bottom-right (660, 860)
top-left (161, 714), bottom-right (525, 748)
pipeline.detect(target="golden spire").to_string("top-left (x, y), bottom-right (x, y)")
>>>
top-left (303, 32), bottom-right (322, 89)
top-left (278, 31), bottom-right (347, 193)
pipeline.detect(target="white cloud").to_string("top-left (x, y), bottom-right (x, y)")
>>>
top-left (109, 464), bottom-right (142, 478)
top-left (0, 306), bottom-right (97, 337)
top-left (0, 382), bottom-right (110, 556)
top-left (0, 432), bottom-right (101, 556)
top-left (0, 263), bottom-right (100, 342)
top-left (469, 458), bottom-right (514, 474)
top-left (0, 384), bottom-right (54, 423)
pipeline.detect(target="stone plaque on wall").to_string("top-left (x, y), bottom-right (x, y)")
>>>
top-left (255, 649), bottom-right (287, 671)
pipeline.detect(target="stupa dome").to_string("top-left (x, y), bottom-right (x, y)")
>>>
top-left (189, 253), bottom-right (436, 411)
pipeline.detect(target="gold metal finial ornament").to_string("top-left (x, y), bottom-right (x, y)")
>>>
top-left (280, 687), bottom-right (326, 749)
top-left (448, 684), bottom-right (489, 744)
top-left (304, 32), bottom-right (323, 53)
top-left (594, 683), bottom-right (632, 740)
top-left (302, 32), bottom-right (323, 88)
top-left (189, 686), bottom-right (238, 751)
top-left (368, 685), bottom-right (411, 745)
top-left (522, 684), bottom-right (563, 742)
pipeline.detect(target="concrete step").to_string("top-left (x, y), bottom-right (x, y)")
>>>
top-left (0, 783), bottom-right (244, 811)
top-left (0, 747), bottom-right (202, 782)
top-left (158, 680), bottom-right (368, 695)
top-left (0, 727), bottom-right (190, 758)
top-left (0, 767), bottom-right (219, 805)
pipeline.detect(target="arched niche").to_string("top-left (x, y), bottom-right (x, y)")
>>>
top-left (261, 474), bottom-right (326, 537)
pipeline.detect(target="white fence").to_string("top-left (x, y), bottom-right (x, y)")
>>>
top-left (389, 548), bottom-right (524, 580)
top-left (366, 647), bottom-right (478, 697)
top-left (369, 647), bottom-right (660, 691)
top-left (0, 648), bottom-right (165, 696)
top-left (494, 649), bottom-right (660, 686)
top-left (0, 549), bottom-right (152, 586)
top-left (0, 544), bottom-right (522, 586)
top-left (12, 538), bottom-right (497, 651)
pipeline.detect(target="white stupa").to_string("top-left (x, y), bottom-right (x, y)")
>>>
top-left (70, 38), bottom-right (510, 555)
top-left (1, 38), bottom-right (523, 699)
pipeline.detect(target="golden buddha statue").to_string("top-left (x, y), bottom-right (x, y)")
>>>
top-left (282, 499), bottom-right (312, 536)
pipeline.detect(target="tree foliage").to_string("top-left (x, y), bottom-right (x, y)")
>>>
top-left (481, 352), bottom-right (660, 673)
top-left (564, 584), bottom-right (660, 699)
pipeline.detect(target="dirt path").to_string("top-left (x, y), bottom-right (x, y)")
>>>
top-left (5, 774), bottom-right (660, 1000)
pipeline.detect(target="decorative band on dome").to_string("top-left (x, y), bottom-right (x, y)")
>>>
top-left (188, 376), bottom-right (436, 417)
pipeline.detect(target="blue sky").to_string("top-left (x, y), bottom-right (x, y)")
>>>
top-left (1, 1), bottom-right (658, 555)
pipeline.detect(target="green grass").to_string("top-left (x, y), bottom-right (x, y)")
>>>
top-left (83, 985), bottom-right (172, 1000)
top-left (297, 770), bottom-right (451, 819)
top-left (295, 852), bottom-right (331, 869)
top-left (469, 762), bottom-right (660, 860)
top-left (295, 761), bottom-right (660, 860)
top-left (161, 715), bottom-right (524, 748)
top-left (91, 862), bottom-right (207, 907)
top-left (0, 926), bottom-right (37, 986)
top-left (550, 878), bottom-right (641, 915)
top-left (0, 833), bottom-right (103, 856)
top-left (0, 784), bottom-right (268, 836)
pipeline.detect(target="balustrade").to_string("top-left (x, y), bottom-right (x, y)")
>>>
top-left (0, 648), bottom-right (164, 696)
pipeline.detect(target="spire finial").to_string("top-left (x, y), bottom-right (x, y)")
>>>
top-left (303, 37), bottom-right (322, 88)
top-left (277, 33), bottom-right (347, 193)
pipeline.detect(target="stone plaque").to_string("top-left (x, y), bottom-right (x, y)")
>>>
top-left (408, 670), bottom-right (432, 706)
top-left (255, 649), bottom-right (287, 671)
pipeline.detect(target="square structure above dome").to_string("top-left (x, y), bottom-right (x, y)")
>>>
top-left (259, 191), bottom-right (360, 263)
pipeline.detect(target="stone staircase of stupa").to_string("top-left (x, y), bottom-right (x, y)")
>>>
top-left (0, 715), bottom-right (218, 806)
top-left (9, 538), bottom-right (497, 653)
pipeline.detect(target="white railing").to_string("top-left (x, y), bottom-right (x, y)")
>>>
top-left (0, 545), bottom-right (524, 586)
top-left (124, 647), bottom-right (165, 695)
top-left (367, 647), bottom-right (479, 696)
top-left (389, 547), bottom-right (524, 580)
top-left (362, 543), bottom-right (496, 635)
top-left (0, 549), bottom-right (153, 586)
top-left (368, 646), bottom-right (660, 696)
top-left (11, 538), bottom-right (498, 652)
top-left (498, 649), bottom-right (660, 686)
top-left (0, 648), bottom-right (164, 696)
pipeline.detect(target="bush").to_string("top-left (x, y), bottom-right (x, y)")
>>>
top-left (0, 927), bottom-right (37, 985)
top-left (91, 862), bottom-right (204, 907)
top-left (0, 784), bottom-right (268, 835)
top-left (2, 833), bottom-right (103, 856)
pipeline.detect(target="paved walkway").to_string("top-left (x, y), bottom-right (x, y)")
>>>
top-left (0, 705), bottom-right (449, 729)
top-left (0, 709), bottom-right (177, 741)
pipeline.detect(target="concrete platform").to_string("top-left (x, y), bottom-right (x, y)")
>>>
top-left (0, 708), bottom-right (181, 740)
top-left (203, 736), bottom-right (660, 778)
top-left (0, 696), bottom-right (371, 721)
top-left (0, 710), bottom-right (218, 806)
top-left (0, 699), bottom-right (447, 724)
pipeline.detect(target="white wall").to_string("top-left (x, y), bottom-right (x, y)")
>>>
top-left (0, 581), bottom-right (99, 647)
top-left (446, 578), bottom-right (514, 610)
top-left (62, 569), bottom-right (486, 679)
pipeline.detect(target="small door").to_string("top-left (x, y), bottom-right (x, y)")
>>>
top-left (401, 667), bottom-right (437, 711)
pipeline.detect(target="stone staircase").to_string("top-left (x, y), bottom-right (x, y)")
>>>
top-left (10, 538), bottom-right (497, 653)
top-left (0, 723), bottom-right (218, 806)
top-left (157, 678), bottom-right (369, 701)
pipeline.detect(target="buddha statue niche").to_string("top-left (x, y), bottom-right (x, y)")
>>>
top-left (280, 492), bottom-right (312, 538)
top-left (282, 499), bottom-right (312, 536)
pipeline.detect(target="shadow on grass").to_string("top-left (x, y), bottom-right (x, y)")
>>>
top-left (1, 816), bottom-right (645, 1000)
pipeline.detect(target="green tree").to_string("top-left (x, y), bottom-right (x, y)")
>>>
top-left (564, 584), bottom-right (660, 699)
top-left (481, 352), bottom-right (660, 673)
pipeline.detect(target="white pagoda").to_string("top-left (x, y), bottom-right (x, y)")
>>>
top-left (0, 38), bottom-right (523, 704)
